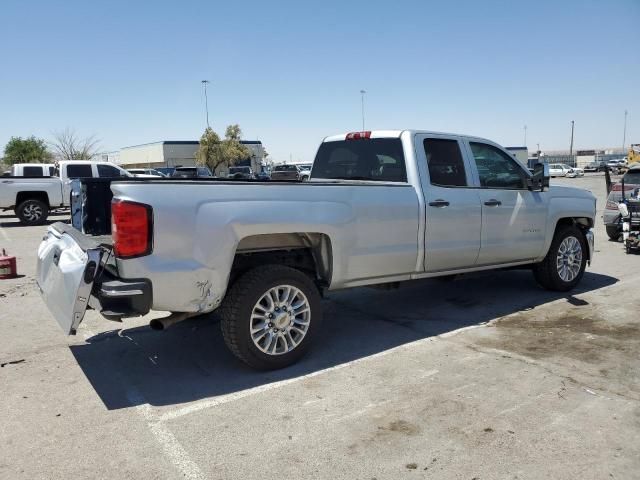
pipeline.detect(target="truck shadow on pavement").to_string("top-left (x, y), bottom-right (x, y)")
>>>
top-left (0, 212), bottom-right (67, 228)
top-left (70, 269), bottom-right (617, 410)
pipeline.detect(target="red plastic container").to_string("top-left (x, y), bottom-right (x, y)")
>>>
top-left (0, 249), bottom-right (17, 279)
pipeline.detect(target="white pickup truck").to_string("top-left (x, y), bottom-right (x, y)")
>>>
top-left (37, 130), bottom-right (596, 369)
top-left (1, 161), bottom-right (130, 225)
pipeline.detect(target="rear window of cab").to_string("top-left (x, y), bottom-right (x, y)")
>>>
top-left (313, 138), bottom-right (406, 182)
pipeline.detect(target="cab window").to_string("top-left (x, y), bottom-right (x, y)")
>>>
top-left (23, 166), bottom-right (44, 177)
top-left (66, 164), bottom-right (93, 178)
top-left (313, 138), bottom-right (407, 182)
top-left (469, 142), bottom-right (527, 189)
top-left (97, 164), bottom-right (123, 177)
top-left (423, 139), bottom-right (467, 187)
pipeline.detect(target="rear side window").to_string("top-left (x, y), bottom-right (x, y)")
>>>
top-left (423, 139), bottom-right (467, 187)
top-left (66, 164), bottom-right (93, 178)
top-left (23, 166), bottom-right (44, 177)
top-left (313, 138), bottom-right (406, 182)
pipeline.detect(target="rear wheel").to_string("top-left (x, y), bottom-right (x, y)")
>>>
top-left (606, 225), bottom-right (621, 241)
top-left (16, 199), bottom-right (48, 225)
top-left (219, 265), bottom-right (322, 370)
top-left (532, 224), bottom-right (587, 292)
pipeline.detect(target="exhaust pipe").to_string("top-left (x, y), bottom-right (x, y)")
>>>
top-left (149, 312), bottom-right (197, 331)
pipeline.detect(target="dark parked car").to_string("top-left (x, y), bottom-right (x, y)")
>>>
top-left (228, 166), bottom-right (254, 180)
top-left (171, 167), bottom-right (214, 178)
top-left (270, 164), bottom-right (303, 181)
top-left (255, 170), bottom-right (271, 181)
top-left (583, 161), bottom-right (607, 172)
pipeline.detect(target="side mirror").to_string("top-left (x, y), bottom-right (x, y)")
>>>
top-left (529, 163), bottom-right (549, 191)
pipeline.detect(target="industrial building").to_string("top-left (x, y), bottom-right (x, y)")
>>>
top-left (505, 146), bottom-right (529, 165)
top-left (116, 140), bottom-right (265, 176)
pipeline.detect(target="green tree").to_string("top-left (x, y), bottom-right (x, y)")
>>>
top-left (195, 125), bottom-right (250, 173)
top-left (3, 136), bottom-right (53, 165)
top-left (223, 124), bottom-right (251, 166)
top-left (195, 127), bottom-right (224, 171)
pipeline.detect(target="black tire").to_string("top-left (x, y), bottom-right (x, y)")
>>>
top-left (532, 224), bottom-right (587, 292)
top-left (606, 225), bottom-right (621, 241)
top-left (219, 265), bottom-right (322, 370)
top-left (16, 199), bottom-right (48, 225)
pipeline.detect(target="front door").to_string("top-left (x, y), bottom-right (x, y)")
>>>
top-left (416, 135), bottom-right (482, 272)
top-left (466, 141), bottom-right (547, 265)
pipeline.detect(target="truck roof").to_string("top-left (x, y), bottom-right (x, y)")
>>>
top-left (323, 130), bottom-right (495, 144)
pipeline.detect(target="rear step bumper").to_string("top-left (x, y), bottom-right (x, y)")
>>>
top-left (89, 272), bottom-right (152, 321)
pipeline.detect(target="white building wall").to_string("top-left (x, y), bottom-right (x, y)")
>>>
top-left (119, 143), bottom-right (165, 167)
top-left (162, 144), bottom-right (198, 167)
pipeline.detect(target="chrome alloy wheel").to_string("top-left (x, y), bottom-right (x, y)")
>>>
top-left (556, 236), bottom-right (583, 282)
top-left (250, 285), bottom-right (311, 355)
top-left (23, 203), bottom-right (43, 221)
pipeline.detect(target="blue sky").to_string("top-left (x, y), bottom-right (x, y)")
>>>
top-left (1, 0), bottom-right (638, 162)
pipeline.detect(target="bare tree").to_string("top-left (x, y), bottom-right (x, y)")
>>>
top-left (51, 128), bottom-right (100, 160)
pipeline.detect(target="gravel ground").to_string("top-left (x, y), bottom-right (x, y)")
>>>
top-left (0, 174), bottom-right (638, 480)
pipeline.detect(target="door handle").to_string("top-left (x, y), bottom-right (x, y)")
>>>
top-left (428, 199), bottom-right (450, 208)
top-left (2, 180), bottom-right (13, 184)
top-left (484, 199), bottom-right (502, 207)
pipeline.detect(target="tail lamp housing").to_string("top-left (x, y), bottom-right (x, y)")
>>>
top-left (111, 200), bottom-right (153, 258)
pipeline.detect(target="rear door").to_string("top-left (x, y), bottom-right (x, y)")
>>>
top-left (415, 134), bottom-right (482, 272)
top-left (465, 140), bottom-right (547, 264)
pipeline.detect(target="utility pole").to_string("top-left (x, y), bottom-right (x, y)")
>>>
top-left (523, 125), bottom-right (527, 146)
top-left (623, 109), bottom-right (628, 153)
top-left (569, 120), bottom-right (575, 156)
top-left (201, 80), bottom-right (210, 129)
top-left (360, 90), bottom-right (366, 131)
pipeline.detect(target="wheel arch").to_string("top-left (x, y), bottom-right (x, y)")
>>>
top-left (230, 232), bottom-right (333, 288)
top-left (16, 191), bottom-right (50, 208)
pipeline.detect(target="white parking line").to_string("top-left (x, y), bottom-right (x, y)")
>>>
top-left (160, 339), bottom-right (447, 422)
top-left (126, 388), bottom-right (205, 480)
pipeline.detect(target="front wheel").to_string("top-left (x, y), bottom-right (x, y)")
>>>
top-left (16, 199), bottom-right (48, 225)
top-left (219, 265), bottom-right (322, 370)
top-left (606, 225), bottom-right (620, 241)
top-left (532, 224), bottom-right (587, 292)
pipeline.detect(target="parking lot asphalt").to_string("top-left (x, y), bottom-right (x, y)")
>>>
top-left (1, 174), bottom-right (638, 480)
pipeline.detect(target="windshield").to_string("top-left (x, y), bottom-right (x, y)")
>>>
top-left (312, 138), bottom-right (406, 182)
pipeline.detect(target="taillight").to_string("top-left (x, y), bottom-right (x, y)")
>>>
top-left (605, 199), bottom-right (618, 210)
top-left (345, 131), bottom-right (371, 140)
top-left (111, 200), bottom-right (153, 258)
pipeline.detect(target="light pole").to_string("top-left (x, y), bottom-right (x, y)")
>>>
top-left (201, 80), bottom-right (210, 129)
top-left (569, 120), bottom-right (575, 157)
top-left (523, 125), bottom-right (527, 146)
top-left (360, 90), bottom-right (366, 131)
top-left (623, 109), bottom-right (628, 153)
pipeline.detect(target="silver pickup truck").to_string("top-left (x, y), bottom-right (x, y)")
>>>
top-left (1, 161), bottom-right (130, 225)
top-left (37, 130), bottom-right (596, 369)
